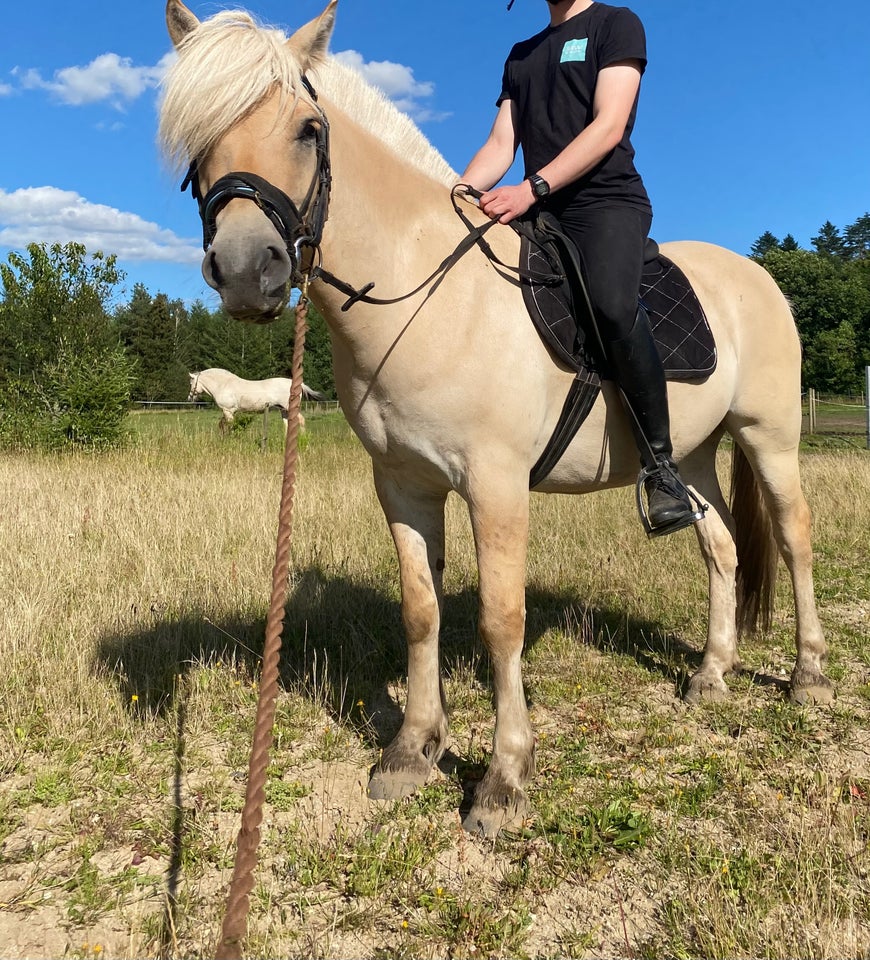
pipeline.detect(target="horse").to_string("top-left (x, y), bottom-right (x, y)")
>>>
top-left (160, 0), bottom-right (832, 836)
top-left (187, 367), bottom-right (322, 433)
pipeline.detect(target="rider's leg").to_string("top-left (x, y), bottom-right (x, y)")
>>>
top-left (555, 203), bottom-right (699, 534)
top-left (607, 306), bottom-right (698, 531)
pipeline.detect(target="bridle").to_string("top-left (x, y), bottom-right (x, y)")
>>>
top-left (181, 75), bottom-right (332, 286)
top-left (187, 372), bottom-right (201, 401)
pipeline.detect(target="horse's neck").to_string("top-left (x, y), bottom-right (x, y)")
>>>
top-left (313, 99), bottom-right (458, 327)
top-left (202, 370), bottom-right (234, 394)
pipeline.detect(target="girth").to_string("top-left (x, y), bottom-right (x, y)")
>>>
top-left (521, 213), bottom-right (716, 489)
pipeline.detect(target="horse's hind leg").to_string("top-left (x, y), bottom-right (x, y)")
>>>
top-left (681, 440), bottom-right (743, 702)
top-left (367, 468), bottom-right (449, 800)
top-left (733, 431), bottom-right (832, 704)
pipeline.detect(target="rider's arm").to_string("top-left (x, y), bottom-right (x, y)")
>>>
top-left (477, 59), bottom-right (643, 223)
top-left (536, 59), bottom-right (643, 193)
top-left (459, 99), bottom-right (519, 192)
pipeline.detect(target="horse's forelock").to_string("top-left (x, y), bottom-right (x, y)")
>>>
top-left (158, 9), bottom-right (456, 186)
top-left (159, 10), bottom-right (305, 173)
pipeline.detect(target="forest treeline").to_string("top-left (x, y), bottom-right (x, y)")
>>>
top-left (0, 213), bottom-right (868, 447)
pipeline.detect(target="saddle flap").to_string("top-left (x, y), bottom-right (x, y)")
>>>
top-left (519, 217), bottom-right (717, 382)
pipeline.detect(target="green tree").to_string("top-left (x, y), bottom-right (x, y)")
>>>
top-left (750, 231), bottom-right (781, 260)
top-left (116, 286), bottom-right (193, 401)
top-left (0, 243), bottom-right (133, 449)
top-left (803, 321), bottom-right (862, 394)
top-left (0, 242), bottom-right (120, 382)
top-left (844, 212), bottom-right (870, 260)
top-left (811, 220), bottom-right (847, 259)
top-left (780, 233), bottom-right (800, 252)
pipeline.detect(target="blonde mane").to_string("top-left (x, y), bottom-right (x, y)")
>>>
top-left (158, 9), bottom-right (456, 187)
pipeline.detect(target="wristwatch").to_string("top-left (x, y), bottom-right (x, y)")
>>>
top-left (526, 173), bottom-right (551, 200)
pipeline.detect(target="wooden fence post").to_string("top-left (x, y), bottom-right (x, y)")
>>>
top-left (808, 388), bottom-right (816, 435)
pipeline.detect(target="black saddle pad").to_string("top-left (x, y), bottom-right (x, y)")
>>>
top-left (519, 215), bottom-right (717, 381)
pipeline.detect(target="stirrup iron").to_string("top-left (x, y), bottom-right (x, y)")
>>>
top-left (635, 464), bottom-right (708, 539)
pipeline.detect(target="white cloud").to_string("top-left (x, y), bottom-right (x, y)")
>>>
top-left (333, 50), bottom-right (450, 123)
top-left (14, 52), bottom-right (174, 108)
top-left (0, 83), bottom-right (11, 97)
top-left (0, 186), bottom-right (201, 264)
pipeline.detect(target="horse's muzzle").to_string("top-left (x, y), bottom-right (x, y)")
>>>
top-left (202, 235), bottom-right (293, 322)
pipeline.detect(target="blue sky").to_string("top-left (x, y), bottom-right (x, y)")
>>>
top-left (2, 0), bottom-right (868, 308)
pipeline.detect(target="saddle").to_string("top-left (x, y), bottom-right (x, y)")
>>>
top-left (518, 212), bottom-right (717, 488)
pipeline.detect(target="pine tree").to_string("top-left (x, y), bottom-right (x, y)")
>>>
top-left (811, 221), bottom-right (847, 259)
top-left (750, 231), bottom-right (781, 260)
top-left (843, 212), bottom-right (870, 260)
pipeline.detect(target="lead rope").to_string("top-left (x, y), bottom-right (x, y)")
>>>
top-left (214, 280), bottom-right (311, 960)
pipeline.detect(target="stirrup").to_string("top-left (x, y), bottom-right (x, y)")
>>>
top-left (635, 464), bottom-right (708, 539)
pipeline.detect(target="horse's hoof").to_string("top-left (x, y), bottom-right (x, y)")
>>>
top-left (462, 801), bottom-right (527, 838)
top-left (462, 784), bottom-right (528, 838)
top-left (790, 673), bottom-right (834, 706)
top-left (684, 673), bottom-right (730, 704)
top-left (367, 768), bottom-right (427, 801)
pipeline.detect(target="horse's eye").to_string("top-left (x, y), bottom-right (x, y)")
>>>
top-left (299, 120), bottom-right (318, 143)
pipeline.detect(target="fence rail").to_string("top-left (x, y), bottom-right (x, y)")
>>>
top-left (133, 400), bottom-right (342, 414)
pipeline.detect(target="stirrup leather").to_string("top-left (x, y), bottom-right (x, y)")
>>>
top-left (635, 462), bottom-right (708, 539)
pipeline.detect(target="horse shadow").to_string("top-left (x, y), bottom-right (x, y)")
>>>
top-left (93, 565), bottom-right (705, 732)
top-left (90, 568), bottom-right (742, 949)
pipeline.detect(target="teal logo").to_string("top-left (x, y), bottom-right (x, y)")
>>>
top-left (561, 38), bottom-right (588, 63)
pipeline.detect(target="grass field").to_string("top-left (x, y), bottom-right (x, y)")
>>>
top-left (1, 408), bottom-right (868, 958)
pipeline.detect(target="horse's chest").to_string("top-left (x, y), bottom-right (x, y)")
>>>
top-left (345, 389), bottom-right (459, 483)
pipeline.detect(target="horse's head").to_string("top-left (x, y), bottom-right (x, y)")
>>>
top-left (161, 1), bottom-right (336, 322)
top-left (187, 371), bottom-right (200, 402)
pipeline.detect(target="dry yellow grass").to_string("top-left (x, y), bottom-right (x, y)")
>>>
top-left (0, 414), bottom-right (868, 958)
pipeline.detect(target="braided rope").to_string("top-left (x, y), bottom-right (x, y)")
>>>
top-left (214, 293), bottom-right (310, 960)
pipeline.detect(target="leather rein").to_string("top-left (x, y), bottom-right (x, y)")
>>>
top-left (181, 75), bottom-right (562, 313)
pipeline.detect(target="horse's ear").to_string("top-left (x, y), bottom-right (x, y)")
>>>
top-left (286, 0), bottom-right (337, 72)
top-left (166, 0), bottom-right (201, 48)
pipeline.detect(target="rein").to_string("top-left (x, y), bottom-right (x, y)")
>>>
top-left (215, 286), bottom-right (311, 960)
top-left (313, 186), bottom-right (564, 312)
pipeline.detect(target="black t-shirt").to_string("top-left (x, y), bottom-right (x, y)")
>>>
top-left (498, 2), bottom-right (651, 212)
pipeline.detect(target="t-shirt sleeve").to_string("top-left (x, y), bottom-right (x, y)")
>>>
top-left (599, 7), bottom-right (647, 73)
top-left (496, 56), bottom-right (512, 107)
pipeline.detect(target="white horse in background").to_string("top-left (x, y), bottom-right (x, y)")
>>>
top-left (187, 367), bottom-right (323, 432)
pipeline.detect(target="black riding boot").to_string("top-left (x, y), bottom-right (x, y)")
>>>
top-left (606, 307), bottom-right (703, 536)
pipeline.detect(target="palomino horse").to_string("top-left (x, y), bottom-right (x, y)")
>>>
top-left (187, 367), bottom-right (322, 433)
top-left (161, 1), bottom-right (832, 836)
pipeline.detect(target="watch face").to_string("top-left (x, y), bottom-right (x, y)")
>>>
top-left (530, 176), bottom-right (549, 198)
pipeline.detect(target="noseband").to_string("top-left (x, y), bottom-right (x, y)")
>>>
top-left (181, 75), bottom-right (331, 282)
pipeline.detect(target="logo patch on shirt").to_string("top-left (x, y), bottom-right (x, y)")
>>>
top-left (560, 38), bottom-right (588, 63)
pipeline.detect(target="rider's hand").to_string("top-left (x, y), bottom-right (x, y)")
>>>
top-left (478, 180), bottom-right (536, 224)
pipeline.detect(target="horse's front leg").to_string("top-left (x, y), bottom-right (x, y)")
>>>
top-left (368, 467), bottom-right (449, 800)
top-left (463, 475), bottom-right (534, 837)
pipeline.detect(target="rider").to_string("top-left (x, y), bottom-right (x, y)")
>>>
top-left (460, 0), bottom-right (700, 536)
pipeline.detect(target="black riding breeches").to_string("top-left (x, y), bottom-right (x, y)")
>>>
top-left (549, 203), bottom-right (653, 345)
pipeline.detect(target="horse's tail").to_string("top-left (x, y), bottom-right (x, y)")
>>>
top-left (730, 444), bottom-right (778, 636)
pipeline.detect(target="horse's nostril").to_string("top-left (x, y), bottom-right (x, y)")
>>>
top-left (259, 244), bottom-right (292, 295)
top-left (202, 248), bottom-right (224, 289)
